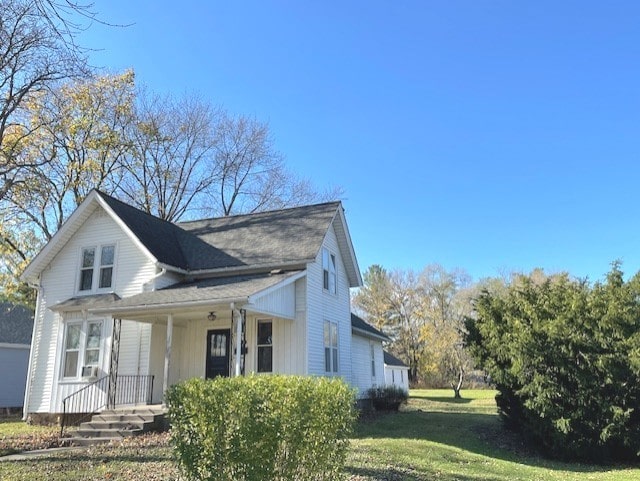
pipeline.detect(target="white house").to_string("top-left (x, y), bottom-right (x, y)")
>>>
top-left (21, 190), bottom-right (385, 422)
top-left (384, 350), bottom-right (410, 393)
top-left (0, 302), bottom-right (33, 410)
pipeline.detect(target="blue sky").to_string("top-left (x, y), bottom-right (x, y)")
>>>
top-left (82, 1), bottom-right (640, 282)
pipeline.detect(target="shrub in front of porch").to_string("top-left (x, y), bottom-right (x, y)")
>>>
top-left (166, 375), bottom-right (357, 481)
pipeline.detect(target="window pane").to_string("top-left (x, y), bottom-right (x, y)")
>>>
top-left (86, 323), bottom-right (101, 349)
top-left (211, 334), bottom-right (226, 357)
top-left (85, 349), bottom-right (99, 365)
top-left (64, 351), bottom-right (78, 377)
top-left (323, 270), bottom-right (329, 290)
top-left (80, 269), bottom-right (93, 291)
top-left (333, 349), bottom-right (338, 373)
top-left (257, 322), bottom-right (272, 345)
top-left (325, 347), bottom-right (331, 372)
top-left (324, 322), bottom-right (330, 346)
top-left (101, 245), bottom-right (114, 265)
top-left (82, 248), bottom-right (95, 268)
top-left (331, 323), bottom-right (338, 347)
top-left (257, 346), bottom-right (272, 373)
top-left (66, 325), bottom-right (81, 349)
top-left (322, 248), bottom-right (329, 269)
top-left (99, 267), bottom-right (113, 288)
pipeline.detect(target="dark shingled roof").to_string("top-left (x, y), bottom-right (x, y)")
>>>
top-left (0, 302), bottom-right (34, 345)
top-left (97, 191), bottom-right (340, 272)
top-left (351, 313), bottom-right (390, 341)
top-left (384, 350), bottom-right (408, 368)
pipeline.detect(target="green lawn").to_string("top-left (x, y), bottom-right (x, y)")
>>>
top-left (1, 390), bottom-right (639, 480)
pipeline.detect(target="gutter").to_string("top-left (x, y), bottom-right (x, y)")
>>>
top-left (157, 260), bottom-right (310, 279)
top-left (352, 326), bottom-right (390, 342)
top-left (88, 296), bottom-right (249, 315)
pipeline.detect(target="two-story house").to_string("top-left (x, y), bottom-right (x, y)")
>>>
top-left (20, 190), bottom-right (387, 422)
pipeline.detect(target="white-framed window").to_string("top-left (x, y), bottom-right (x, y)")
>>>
top-left (392, 370), bottom-right (395, 383)
top-left (324, 320), bottom-right (338, 373)
top-left (370, 342), bottom-right (376, 377)
top-left (78, 244), bottom-right (115, 292)
top-left (257, 320), bottom-right (273, 373)
top-left (322, 248), bottom-right (336, 294)
top-left (62, 320), bottom-right (103, 379)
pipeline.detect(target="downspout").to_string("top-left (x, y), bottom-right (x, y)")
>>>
top-left (144, 267), bottom-right (167, 292)
top-left (22, 280), bottom-right (42, 420)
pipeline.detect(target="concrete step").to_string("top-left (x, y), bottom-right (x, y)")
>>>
top-left (64, 436), bottom-right (123, 446)
top-left (91, 413), bottom-right (158, 423)
top-left (76, 428), bottom-right (143, 438)
top-left (79, 420), bottom-right (146, 431)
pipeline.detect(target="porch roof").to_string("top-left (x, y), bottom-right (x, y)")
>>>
top-left (88, 270), bottom-right (303, 314)
top-left (50, 293), bottom-right (121, 312)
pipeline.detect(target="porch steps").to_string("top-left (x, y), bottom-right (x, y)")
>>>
top-left (65, 406), bottom-right (166, 446)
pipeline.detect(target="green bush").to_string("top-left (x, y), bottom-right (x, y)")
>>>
top-left (166, 375), bottom-right (357, 481)
top-left (367, 385), bottom-right (408, 411)
top-left (465, 264), bottom-right (640, 462)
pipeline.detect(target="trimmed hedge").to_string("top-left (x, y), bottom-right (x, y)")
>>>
top-left (167, 375), bottom-right (357, 481)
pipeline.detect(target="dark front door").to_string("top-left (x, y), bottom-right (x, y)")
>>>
top-left (206, 329), bottom-right (231, 379)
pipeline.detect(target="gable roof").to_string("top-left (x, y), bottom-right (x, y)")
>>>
top-left (351, 313), bottom-right (390, 342)
top-left (23, 190), bottom-right (362, 286)
top-left (384, 350), bottom-right (408, 368)
top-left (0, 302), bottom-right (34, 345)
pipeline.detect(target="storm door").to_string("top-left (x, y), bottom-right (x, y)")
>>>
top-left (206, 329), bottom-right (230, 379)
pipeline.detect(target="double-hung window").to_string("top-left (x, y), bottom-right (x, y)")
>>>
top-left (257, 320), bottom-right (273, 373)
top-left (322, 248), bottom-right (336, 294)
top-left (79, 245), bottom-right (115, 292)
top-left (324, 320), bottom-right (338, 373)
top-left (62, 320), bottom-right (103, 379)
top-left (370, 342), bottom-right (376, 377)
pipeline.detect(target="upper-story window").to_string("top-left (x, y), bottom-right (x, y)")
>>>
top-left (79, 245), bottom-right (115, 292)
top-left (322, 248), bottom-right (336, 294)
top-left (370, 342), bottom-right (376, 377)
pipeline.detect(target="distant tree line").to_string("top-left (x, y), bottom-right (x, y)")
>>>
top-left (0, 1), bottom-right (340, 306)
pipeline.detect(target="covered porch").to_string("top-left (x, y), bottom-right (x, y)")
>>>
top-left (94, 270), bottom-right (306, 406)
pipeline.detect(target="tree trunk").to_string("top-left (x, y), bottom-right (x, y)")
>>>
top-left (452, 368), bottom-right (464, 399)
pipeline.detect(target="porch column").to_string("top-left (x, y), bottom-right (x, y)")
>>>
top-left (162, 313), bottom-right (173, 406)
top-left (232, 303), bottom-right (242, 377)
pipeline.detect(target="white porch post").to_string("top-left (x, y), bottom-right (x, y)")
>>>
top-left (162, 313), bottom-right (173, 406)
top-left (232, 303), bottom-right (242, 377)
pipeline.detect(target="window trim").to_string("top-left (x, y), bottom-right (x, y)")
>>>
top-left (256, 319), bottom-right (273, 373)
top-left (322, 248), bottom-right (337, 295)
top-left (370, 342), bottom-right (376, 378)
top-left (61, 319), bottom-right (104, 381)
top-left (324, 320), bottom-right (339, 374)
top-left (76, 243), bottom-right (117, 294)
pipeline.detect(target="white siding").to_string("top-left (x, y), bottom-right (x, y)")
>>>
top-left (385, 365), bottom-right (410, 392)
top-left (0, 345), bottom-right (30, 407)
top-left (27, 207), bottom-right (157, 414)
top-left (350, 335), bottom-right (385, 398)
top-left (252, 282), bottom-right (296, 319)
top-left (306, 223), bottom-right (353, 384)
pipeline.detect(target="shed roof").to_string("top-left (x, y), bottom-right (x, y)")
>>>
top-left (384, 350), bottom-right (409, 368)
top-left (351, 313), bottom-right (390, 342)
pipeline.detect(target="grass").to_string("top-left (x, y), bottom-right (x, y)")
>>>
top-left (1, 390), bottom-right (639, 480)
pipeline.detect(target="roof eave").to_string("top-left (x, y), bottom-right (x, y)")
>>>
top-left (351, 326), bottom-right (390, 342)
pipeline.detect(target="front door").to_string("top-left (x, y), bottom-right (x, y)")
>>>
top-left (206, 329), bottom-right (231, 379)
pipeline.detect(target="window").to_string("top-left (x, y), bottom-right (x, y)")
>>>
top-left (257, 320), bottom-right (272, 373)
top-left (78, 245), bottom-right (115, 292)
top-left (324, 321), bottom-right (338, 373)
top-left (322, 248), bottom-right (336, 294)
top-left (392, 370), bottom-right (395, 383)
top-left (62, 320), bottom-right (103, 379)
top-left (370, 343), bottom-right (376, 377)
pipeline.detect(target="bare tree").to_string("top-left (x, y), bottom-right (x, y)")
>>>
top-left (210, 113), bottom-right (342, 216)
top-left (118, 91), bottom-right (219, 221)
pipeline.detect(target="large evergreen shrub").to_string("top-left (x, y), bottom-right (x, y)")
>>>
top-left (167, 375), bottom-right (357, 481)
top-left (465, 264), bottom-right (640, 462)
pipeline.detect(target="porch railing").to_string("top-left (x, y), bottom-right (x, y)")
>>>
top-left (60, 374), bottom-right (154, 438)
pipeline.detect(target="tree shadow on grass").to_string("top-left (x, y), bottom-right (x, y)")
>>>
top-left (410, 394), bottom-right (472, 404)
top-left (354, 410), bottom-right (634, 474)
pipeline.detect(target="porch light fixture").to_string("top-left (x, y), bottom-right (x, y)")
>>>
top-left (207, 311), bottom-right (217, 321)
